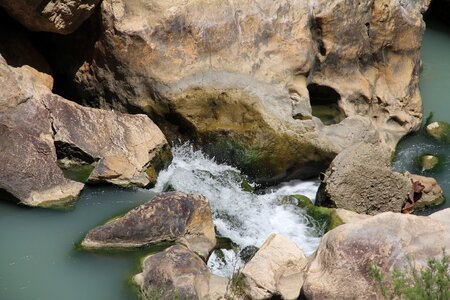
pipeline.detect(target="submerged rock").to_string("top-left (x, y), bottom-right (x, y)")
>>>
top-left (134, 245), bottom-right (228, 300)
top-left (82, 192), bottom-right (216, 259)
top-left (316, 143), bottom-right (411, 215)
top-left (241, 234), bottom-right (307, 300)
top-left (303, 210), bottom-right (450, 299)
top-left (54, 0), bottom-right (430, 183)
top-left (419, 154), bottom-right (439, 171)
top-left (0, 0), bottom-right (101, 34)
top-left (0, 55), bottom-right (170, 207)
top-left (426, 121), bottom-right (450, 143)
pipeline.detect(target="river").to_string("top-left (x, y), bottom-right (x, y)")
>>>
top-left (0, 16), bottom-right (449, 300)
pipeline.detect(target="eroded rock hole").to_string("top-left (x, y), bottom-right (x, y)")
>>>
top-left (307, 83), bottom-right (346, 125)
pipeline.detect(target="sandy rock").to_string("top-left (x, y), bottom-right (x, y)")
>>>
top-left (303, 212), bottom-right (450, 299)
top-left (0, 0), bottom-right (101, 34)
top-left (0, 55), bottom-right (170, 207)
top-left (52, 0), bottom-right (430, 183)
top-left (134, 245), bottom-right (227, 300)
top-left (316, 143), bottom-right (411, 215)
top-left (241, 234), bottom-right (307, 300)
top-left (429, 208), bottom-right (450, 225)
top-left (82, 192), bottom-right (216, 259)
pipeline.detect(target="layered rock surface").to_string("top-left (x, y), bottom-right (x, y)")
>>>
top-left (82, 192), bottom-right (216, 259)
top-left (0, 0), bottom-right (101, 34)
top-left (0, 55), bottom-right (170, 207)
top-left (51, 0), bottom-right (430, 183)
top-left (303, 209), bottom-right (450, 299)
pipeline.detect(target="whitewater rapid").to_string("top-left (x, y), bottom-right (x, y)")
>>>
top-left (151, 144), bottom-right (322, 276)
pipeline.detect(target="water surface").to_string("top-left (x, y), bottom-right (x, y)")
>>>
top-left (393, 17), bottom-right (450, 212)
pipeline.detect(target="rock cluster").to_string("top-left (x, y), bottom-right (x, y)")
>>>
top-left (0, 54), bottom-right (170, 207)
top-left (42, 0), bottom-right (431, 183)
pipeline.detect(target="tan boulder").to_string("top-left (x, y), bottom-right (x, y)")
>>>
top-left (303, 211), bottom-right (450, 299)
top-left (241, 234), bottom-right (307, 300)
top-left (0, 0), bottom-right (101, 34)
top-left (134, 245), bottom-right (228, 300)
top-left (53, 0), bottom-right (430, 183)
top-left (82, 192), bottom-right (216, 259)
top-left (333, 208), bottom-right (371, 224)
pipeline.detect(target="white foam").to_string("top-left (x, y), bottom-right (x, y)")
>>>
top-left (152, 144), bottom-right (322, 274)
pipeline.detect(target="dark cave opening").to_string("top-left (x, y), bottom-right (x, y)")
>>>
top-left (307, 83), bottom-right (346, 125)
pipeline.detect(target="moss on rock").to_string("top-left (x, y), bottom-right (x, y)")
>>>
top-left (289, 194), bottom-right (344, 233)
top-left (170, 88), bottom-right (335, 184)
top-left (426, 121), bottom-right (450, 143)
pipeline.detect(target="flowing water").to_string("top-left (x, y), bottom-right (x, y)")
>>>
top-left (0, 145), bottom-right (321, 300)
top-left (1, 16), bottom-right (449, 300)
top-left (393, 17), bottom-right (450, 212)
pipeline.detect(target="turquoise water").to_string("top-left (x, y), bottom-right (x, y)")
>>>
top-left (0, 187), bottom-right (154, 300)
top-left (393, 17), bottom-right (450, 212)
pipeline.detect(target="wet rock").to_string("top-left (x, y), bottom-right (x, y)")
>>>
top-left (0, 0), bottom-right (101, 34)
top-left (426, 121), bottom-right (450, 143)
top-left (134, 245), bottom-right (228, 300)
top-left (241, 234), bottom-right (307, 300)
top-left (239, 245), bottom-right (259, 263)
top-left (0, 55), bottom-right (169, 207)
top-left (82, 192), bottom-right (216, 259)
top-left (285, 194), bottom-right (343, 233)
top-left (57, 0), bottom-right (430, 183)
top-left (303, 211), bottom-right (450, 299)
top-left (419, 154), bottom-right (439, 171)
top-left (316, 143), bottom-right (411, 215)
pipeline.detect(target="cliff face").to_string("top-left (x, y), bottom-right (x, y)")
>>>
top-left (47, 0), bottom-right (430, 183)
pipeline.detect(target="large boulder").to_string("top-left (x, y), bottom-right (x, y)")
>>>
top-left (0, 0), bottom-right (101, 34)
top-left (303, 209), bottom-right (450, 299)
top-left (0, 55), bottom-right (170, 207)
top-left (316, 143), bottom-right (412, 215)
top-left (134, 245), bottom-right (228, 300)
top-left (82, 192), bottom-right (216, 259)
top-left (241, 234), bottom-right (307, 300)
top-left (49, 0), bottom-right (430, 183)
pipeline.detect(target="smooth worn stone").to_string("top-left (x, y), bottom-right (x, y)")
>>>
top-left (420, 154), bottom-right (439, 171)
top-left (0, 0), bottom-right (101, 34)
top-left (0, 54), bottom-right (169, 207)
top-left (241, 234), bottom-right (307, 300)
top-left (426, 121), bottom-right (450, 143)
top-left (303, 212), bottom-right (450, 299)
top-left (82, 192), bottom-right (216, 259)
top-left (333, 208), bottom-right (371, 224)
top-left (316, 143), bottom-right (411, 215)
top-left (134, 245), bottom-right (227, 300)
top-left (51, 0), bottom-right (430, 183)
